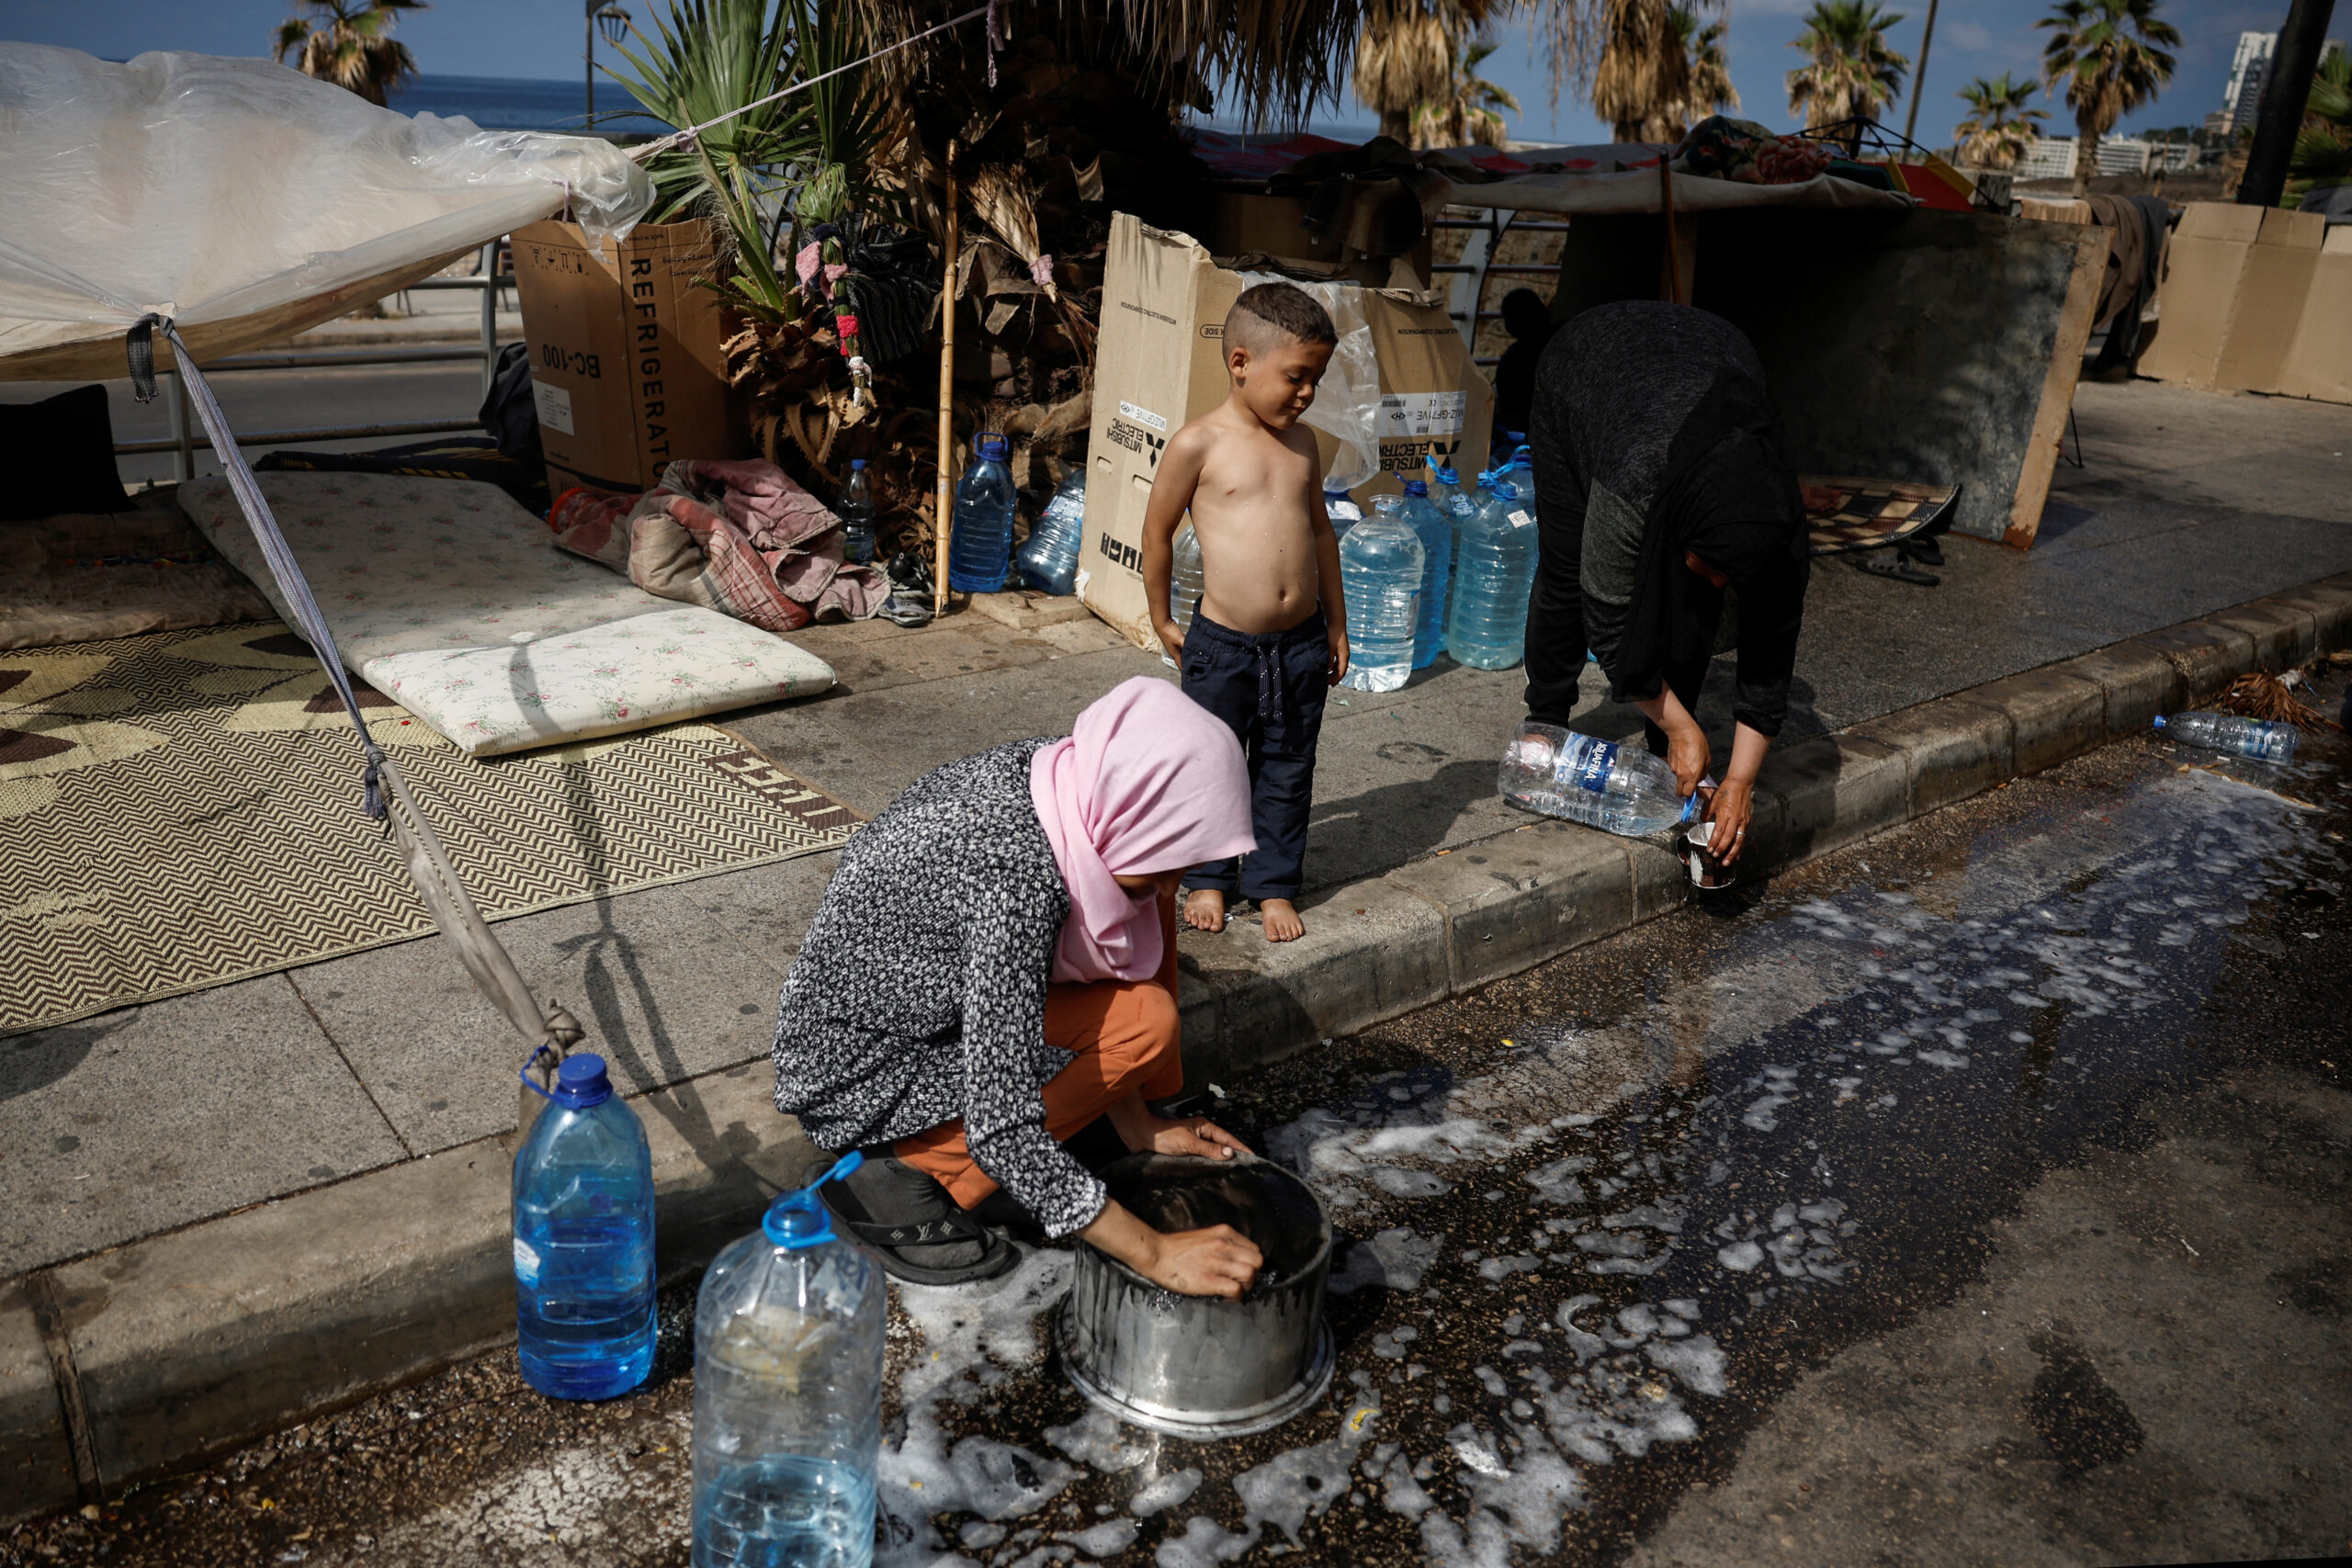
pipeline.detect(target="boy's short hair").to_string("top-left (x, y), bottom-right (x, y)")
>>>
top-left (1226, 282), bottom-right (1338, 355)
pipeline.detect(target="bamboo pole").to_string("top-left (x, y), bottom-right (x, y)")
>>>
top-left (934, 142), bottom-right (959, 618)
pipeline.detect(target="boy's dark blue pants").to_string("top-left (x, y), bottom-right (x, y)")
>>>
top-left (1178, 604), bottom-right (1329, 903)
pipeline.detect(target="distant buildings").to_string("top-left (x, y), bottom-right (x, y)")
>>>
top-left (2011, 137), bottom-right (2201, 182)
top-left (2224, 29), bottom-right (2348, 134)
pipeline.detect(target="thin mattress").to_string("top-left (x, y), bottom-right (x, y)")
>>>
top-left (175, 471), bottom-right (832, 755)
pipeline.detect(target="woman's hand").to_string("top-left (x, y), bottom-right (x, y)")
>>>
top-left (1140, 1224), bottom-right (1264, 1299)
top-left (1705, 775), bottom-right (1756, 865)
top-left (1140, 1115), bottom-right (1251, 1161)
top-left (1662, 714), bottom-right (1711, 799)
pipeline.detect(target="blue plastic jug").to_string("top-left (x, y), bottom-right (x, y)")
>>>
top-left (692, 1153), bottom-right (886, 1568)
top-left (1012, 468), bottom-right (1085, 593)
top-left (946, 433), bottom-right (1015, 593)
top-left (1397, 479), bottom-right (1452, 668)
top-left (1337, 495), bottom-right (1426, 694)
top-left (513, 1051), bottom-right (656, 1401)
top-left (1446, 475), bottom-right (1541, 670)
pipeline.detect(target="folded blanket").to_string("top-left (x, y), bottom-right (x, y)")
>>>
top-left (552, 458), bottom-right (886, 631)
top-left (2, 489), bottom-right (271, 649)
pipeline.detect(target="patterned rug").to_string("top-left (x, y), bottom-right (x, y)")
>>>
top-left (1802, 476), bottom-right (1962, 556)
top-left (1, 622), bottom-right (858, 1036)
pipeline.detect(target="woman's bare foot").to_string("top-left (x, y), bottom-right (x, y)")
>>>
top-left (1260, 898), bottom-right (1306, 942)
top-left (1183, 887), bottom-right (1227, 932)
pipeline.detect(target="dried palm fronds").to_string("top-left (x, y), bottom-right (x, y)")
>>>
top-left (1591, 0), bottom-right (1689, 142)
top-left (2214, 671), bottom-right (2339, 733)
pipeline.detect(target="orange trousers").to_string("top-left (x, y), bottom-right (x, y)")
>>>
top-left (898, 894), bottom-right (1184, 1210)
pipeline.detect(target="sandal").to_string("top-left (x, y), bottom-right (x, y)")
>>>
top-left (819, 1153), bottom-right (1018, 1285)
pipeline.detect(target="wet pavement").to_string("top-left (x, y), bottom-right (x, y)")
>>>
top-left (8, 689), bottom-right (2350, 1567)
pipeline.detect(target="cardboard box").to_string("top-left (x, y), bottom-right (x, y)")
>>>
top-left (2138, 203), bottom-right (2327, 393)
top-left (1208, 187), bottom-right (1433, 288)
top-left (1078, 213), bottom-right (1491, 650)
top-left (510, 219), bottom-right (747, 496)
top-left (2278, 224), bottom-right (2352, 406)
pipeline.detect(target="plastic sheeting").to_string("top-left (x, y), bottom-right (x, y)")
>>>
top-left (0, 44), bottom-right (653, 380)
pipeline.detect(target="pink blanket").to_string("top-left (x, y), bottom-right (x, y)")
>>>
top-left (551, 458), bottom-right (885, 632)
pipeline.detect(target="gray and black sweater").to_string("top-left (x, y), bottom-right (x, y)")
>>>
top-left (770, 737), bottom-right (1110, 1236)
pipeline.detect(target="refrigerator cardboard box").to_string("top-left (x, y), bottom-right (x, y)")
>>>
top-left (510, 218), bottom-right (747, 497)
top-left (1078, 213), bottom-right (1492, 651)
top-left (2138, 203), bottom-right (2326, 392)
top-left (2278, 224), bottom-right (2352, 406)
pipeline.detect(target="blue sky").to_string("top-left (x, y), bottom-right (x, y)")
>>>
top-left (6, 0), bottom-right (2297, 146)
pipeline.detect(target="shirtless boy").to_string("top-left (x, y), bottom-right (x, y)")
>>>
top-left (1141, 281), bottom-right (1349, 943)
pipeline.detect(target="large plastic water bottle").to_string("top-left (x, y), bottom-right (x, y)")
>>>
top-left (1398, 479), bottom-right (1452, 668)
top-left (513, 1052), bottom-right (655, 1401)
top-left (1325, 485), bottom-right (1363, 541)
top-left (835, 460), bottom-right (876, 566)
top-left (1447, 477), bottom-right (1541, 670)
top-left (1159, 521), bottom-right (1205, 668)
top-left (693, 1153), bottom-right (884, 1568)
top-left (946, 433), bottom-right (1015, 593)
top-left (1012, 469), bottom-right (1086, 593)
top-left (1338, 496), bottom-right (1425, 693)
top-left (1498, 721), bottom-right (1698, 836)
top-left (2153, 710), bottom-right (2300, 761)
top-left (1425, 460), bottom-right (1468, 523)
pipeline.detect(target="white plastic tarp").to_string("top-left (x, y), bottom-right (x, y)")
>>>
top-left (0, 44), bottom-right (653, 379)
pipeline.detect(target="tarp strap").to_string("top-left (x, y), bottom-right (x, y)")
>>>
top-left (130, 315), bottom-right (583, 1069)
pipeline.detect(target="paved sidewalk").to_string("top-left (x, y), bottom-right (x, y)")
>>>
top-left (3, 378), bottom-right (2349, 1513)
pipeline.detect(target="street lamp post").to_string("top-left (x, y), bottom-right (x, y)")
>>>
top-left (585, 2), bottom-right (631, 127)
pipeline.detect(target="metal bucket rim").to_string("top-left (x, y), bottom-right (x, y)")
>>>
top-left (1055, 1305), bottom-right (1337, 1440)
top-left (1083, 1152), bottom-right (1333, 1293)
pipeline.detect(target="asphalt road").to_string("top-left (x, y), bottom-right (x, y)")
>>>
top-left (7, 695), bottom-right (2349, 1568)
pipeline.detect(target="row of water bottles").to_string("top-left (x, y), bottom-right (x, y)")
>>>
top-left (513, 1057), bottom-right (884, 1566)
top-left (937, 434), bottom-right (1092, 597)
top-left (1334, 454), bottom-right (1539, 692)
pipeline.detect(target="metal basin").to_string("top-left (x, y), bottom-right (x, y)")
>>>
top-left (1056, 1153), bottom-right (1333, 1439)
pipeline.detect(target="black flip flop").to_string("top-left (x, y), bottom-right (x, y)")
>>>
top-left (820, 1157), bottom-right (1018, 1286)
top-left (1852, 550), bottom-right (1940, 587)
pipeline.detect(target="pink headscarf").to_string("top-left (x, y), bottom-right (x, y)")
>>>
top-left (1029, 678), bottom-right (1255, 985)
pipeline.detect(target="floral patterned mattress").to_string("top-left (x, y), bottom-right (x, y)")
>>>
top-left (175, 472), bottom-right (833, 755)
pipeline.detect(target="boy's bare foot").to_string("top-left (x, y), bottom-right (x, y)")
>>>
top-left (1260, 898), bottom-right (1306, 942)
top-left (1183, 888), bottom-right (1227, 932)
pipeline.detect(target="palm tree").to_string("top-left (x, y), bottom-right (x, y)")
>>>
top-left (1657, 6), bottom-right (1739, 139)
top-left (271, 0), bottom-right (427, 107)
top-left (1786, 0), bottom-right (1909, 155)
top-left (2037, 0), bottom-right (2179, 197)
top-left (1953, 71), bottom-right (2048, 169)
top-left (1411, 36), bottom-right (1521, 148)
top-left (1356, 2), bottom-right (1469, 143)
top-left (2285, 46), bottom-right (2351, 207)
top-left (1593, 0), bottom-right (1689, 143)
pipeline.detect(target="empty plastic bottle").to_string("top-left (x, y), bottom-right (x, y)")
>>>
top-left (513, 1052), bottom-right (655, 1401)
top-left (1337, 495), bottom-right (1426, 693)
top-left (1324, 485), bottom-right (1364, 541)
top-left (946, 433), bottom-right (1015, 593)
top-left (834, 460), bottom-right (876, 566)
top-left (1447, 476), bottom-right (1541, 670)
top-left (1159, 521), bottom-right (1205, 669)
top-left (1397, 478), bottom-right (1452, 668)
top-left (2153, 710), bottom-right (2299, 761)
top-left (1012, 468), bottom-right (1086, 593)
top-left (693, 1153), bottom-right (885, 1568)
top-left (1498, 721), bottom-right (1698, 836)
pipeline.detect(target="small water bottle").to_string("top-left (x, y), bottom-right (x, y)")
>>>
top-left (1447, 476), bottom-right (1541, 671)
top-left (946, 433), bottom-right (1015, 594)
top-left (513, 1051), bottom-right (656, 1401)
top-left (693, 1153), bottom-right (885, 1568)
top-left (1012, 469), bottom-right (1086, 593)
top-left (1325, 484), bottom-right (1363, 542)
top-left (1338, 496), bottom-right (1425, 693)
top-left (1397, 479), bottom-right (1452, 668)
top-left (2153, 710), bottom-right (2300, 761)
top-left (1498, 721), bottom-right (1698, 836)
top-left (835, 460), bottom-right (876, 566)
top-left (1160, 521), bottom-right (1205, 668)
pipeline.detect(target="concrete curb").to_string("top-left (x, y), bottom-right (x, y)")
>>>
top-left (6, 575), bottom-right (2350, 1519)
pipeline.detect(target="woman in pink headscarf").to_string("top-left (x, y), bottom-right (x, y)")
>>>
top-left (772, 677), bottom-right (1265, 1295)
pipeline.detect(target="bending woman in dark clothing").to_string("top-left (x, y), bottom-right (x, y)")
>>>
top-left (771, 677), bottom-right (1265, 1297)
top-left (1523, 300), bottom-right (1811, 863)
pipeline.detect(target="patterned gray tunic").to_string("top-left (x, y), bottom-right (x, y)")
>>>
top-left (770, 737), bottom-right (1109, 1236)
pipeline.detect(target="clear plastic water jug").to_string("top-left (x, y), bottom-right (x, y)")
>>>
top-left (513, 1051), bottom-right (655, 1401)
top-left (1446, 476), bottom-right (1541, 671)
top-left (1397, 478), bottom-right (1452, 668)
top-left (1498, 721), bottom-right (1698, 836)
top-left (692, 1153), bottom-right (885, 1568)
top-left (2153, 710), bottom-right (2299, 761)
top-left (1160, 520), bottom-right (1205, 668)
top-left (1013, 469), bottom-right (1085, 594)
top-left (835, 460), bottom-right (876, 566)
top-left (946, 433), bottom-right (1015, 594)
top-left (1325, 485), bottom-right (1363, 541)
top-left (1337, 496), bottom-right (1425, 694)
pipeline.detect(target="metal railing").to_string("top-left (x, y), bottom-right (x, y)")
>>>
top-left (130, 240), bottom-right (514, 480)
top-left (1430, 211), bottom-right (1571, 367)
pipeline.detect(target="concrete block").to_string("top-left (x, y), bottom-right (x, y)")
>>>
top-left (1385, 822), bottom-right (1636, 992)
top-left (2057, 643), bottom-right (2184, 739)
top-left (630, 1065), bottom-right (816, 1277)
top-left (964, 590), bottom-right (1098, 631)
top-left (1175, 970), bottom-right (1222, 1068)
top-left (1625, 838), bottom-right (1689, 921)
top-left (0, 1280), bottom-right (76, 1526)
top-left (1967, 668), bottom-right (2107, 774)
top-left (2131, 621), bottom-right (2257, 704)
top-left (1752, 733), bottom-right (1908, 867)
top-left (2207, 602), bottom-right (2318, 671)
top-left (2256, 581), bottom-right (2352, 652)
top-left (1852, 695), bottom-right (2015, 815)
top-left (1177, 881), bottom-right (1449, 1083)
